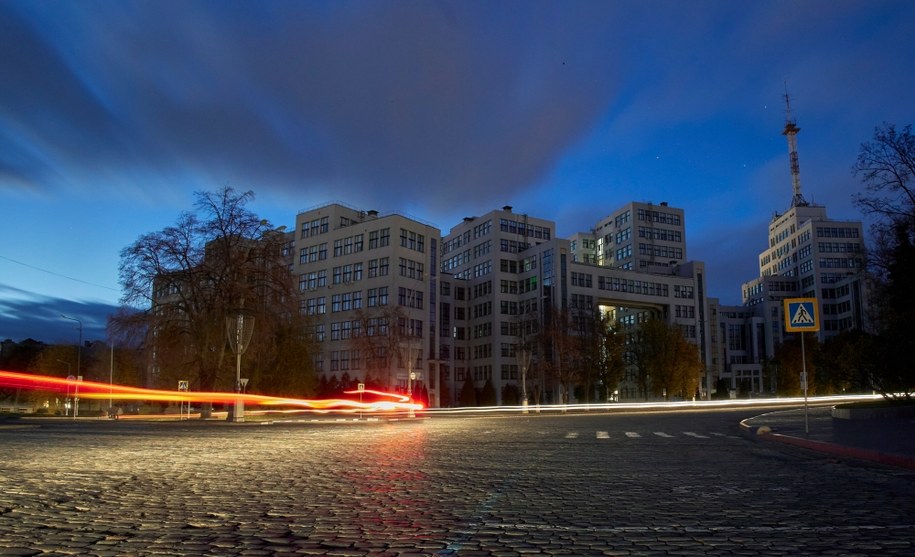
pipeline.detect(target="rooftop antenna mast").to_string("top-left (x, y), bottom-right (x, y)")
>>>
top-left (782, 86), bottom-right (808, 207)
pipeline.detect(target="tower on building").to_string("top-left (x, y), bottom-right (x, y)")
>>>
top-left (782, 90), bottom-right (808, 208)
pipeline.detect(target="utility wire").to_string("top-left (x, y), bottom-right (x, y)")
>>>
top-left (0, 254), bottom-right (119, 292)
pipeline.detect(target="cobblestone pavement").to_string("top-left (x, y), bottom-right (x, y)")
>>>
top-left (2, 409), bottom-right (914, 556)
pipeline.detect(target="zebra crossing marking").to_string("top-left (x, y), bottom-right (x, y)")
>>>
top-left (562, 430), bottom-right (738, 440)
top-left (710, 432), bottom-right (741, 440)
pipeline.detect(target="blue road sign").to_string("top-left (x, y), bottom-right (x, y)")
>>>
top-left (784, 298), bottom-right (819, 332)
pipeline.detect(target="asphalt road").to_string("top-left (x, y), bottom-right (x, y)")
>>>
top-left (2, 408), bottom-right (914, 556)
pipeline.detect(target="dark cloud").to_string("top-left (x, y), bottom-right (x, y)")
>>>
top-left (0, 287), bottom-right (114, 344)
top-left (0, 1), bottom-right (624, 214)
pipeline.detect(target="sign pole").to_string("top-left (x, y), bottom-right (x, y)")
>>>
top-left (801, 332), bottom-right (808, 434)
top-left (784, 297), bottom-right (819, 436)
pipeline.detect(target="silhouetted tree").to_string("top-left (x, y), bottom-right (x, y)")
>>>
top-left (501, 383), bottom-right (520, 406)
top-left (540, 306), bottom-right (578, 404)
top-left (630, 318), bottom-right (703, 400)
top-left (458, 375), bottom-right (476, 406)
top-left (852, 123), bottom-right (915, 399)
top-left (773, 334), bottom-right (819, 397)
top-left (479, 378), bottom-right (497, 406)
top-left (815, 330), bottom-right (877, 394)
top-left (116, 187), bottom-right (315, 407)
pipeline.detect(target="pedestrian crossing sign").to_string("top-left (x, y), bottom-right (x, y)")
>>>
top-left (784, 298), bottom-right (819, 332)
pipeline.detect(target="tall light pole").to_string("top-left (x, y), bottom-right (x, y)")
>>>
top-left (226, 310), bottom-right (254, 422)
top-left (60, 314), bottom-right (82, 419)
top-left (60, 314), bottom-right (82, 376)
top-left (109, 341), bottom-right (114, 412)
top-left (518, 341), bottom-right (531, 414)
top-left (56, 359), bottom-right (71, 416)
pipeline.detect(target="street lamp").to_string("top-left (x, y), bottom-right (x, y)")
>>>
top-left (226, 309), bottom-right (254, 422)
top-left (408, 371), bottom-right (416, 418)
top-left (518, 341), bottom-right (531, 414)
top-left (56, 359), bottom-right (71, 416)
top-left (60, 314), bottom-right (82, 419)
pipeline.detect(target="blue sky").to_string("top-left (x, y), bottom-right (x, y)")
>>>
top-left (2, 0), bottom-right (914, 343)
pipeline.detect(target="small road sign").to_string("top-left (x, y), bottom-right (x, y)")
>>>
top-left (784, 298), bottom-right (819, 332)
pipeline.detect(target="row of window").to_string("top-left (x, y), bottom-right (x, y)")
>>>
top-left (443, 230), bottom-right (472, 254)
top-left (474, 220), bottom-right (493, 239)
top-left (500, 238), bottom-right (530, 254)
top-left (570, 294), bottom-right (594, 310)
top-left (638, 243), bottom-right (683, 260)
top-left (399, 287), bottom-right (424, 309)
top-left (400, 229), bottom-right (425, 252)
top-left (454, 364), bottom-right (521, 381)
top-left (325, 317), bottom-right (424, 343)
top-left (674, 304), bottom-right (695, 318)
top-left (300, 287), bottom-right (392, 315)
top-left (298, 228), bottom-right (394, 265)
top-left (299, 226), bottom-right (430, 258)
top-left (571, 271), bottom-right (593, 288)
top-left (442, 250), bottom-right (471, 271)
top-left (473, 240), bottom-right (492, 258)
top-left (638, 226), bottom-right (682, 243)
top-left (817, 227), bottom-right (860, 239)
top-left (300, 216), bottom-right (330, 238)
top-left (596, 276), bottom-right (672, 297)
top-left (499, 218), bottom-right (551, 240)
top-left (637, 208), bottom-right (681, 226)
top-left (819, 242), bottom-right (862, 253)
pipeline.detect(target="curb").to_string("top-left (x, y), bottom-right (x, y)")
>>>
top-left (762, 431), bottom-right (915, 471)
top-left (739, 416), bottom-right (915, 471)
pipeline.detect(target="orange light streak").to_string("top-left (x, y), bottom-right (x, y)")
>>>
top-left (0, 370), bottom-right (423, 414)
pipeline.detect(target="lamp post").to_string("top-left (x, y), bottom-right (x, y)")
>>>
top-left (60, 314), bottom-right (82, 419)
top-left (226, 310), bottom-right (254, 422)
top-left (109, 341), bottom-right (114, 412)
top-left (518, 341), bottom-right (531, 414)
top-left (56, 359), bottom-right (71, 416)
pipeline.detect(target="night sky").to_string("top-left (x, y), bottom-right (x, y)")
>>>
top-left (2, 1), bottom-right (914, 343)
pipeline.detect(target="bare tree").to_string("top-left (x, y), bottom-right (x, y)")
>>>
top-left (540, 305), bottom-right (579, 405)
top-left (351, 305), bottom-right (409, 390)
top-left (852, 123), bottom-right (915, 399)
top-left (852, 123), bottom-right (915, 240)
top-left (116, 187), bottom-right (313, 401)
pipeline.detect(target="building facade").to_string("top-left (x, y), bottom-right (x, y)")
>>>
top-left (438, 203), bottom-right (713, 405)
top-left (292, 203), bottom-right (443, 403)
top-left (710, 203), bottom-right (870, 395)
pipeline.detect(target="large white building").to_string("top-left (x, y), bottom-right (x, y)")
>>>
top-left (292, 203), bottom-right (443, 401)
top-left (438, 203), bottom-right (713, 405)
top-left (741, 203), bottom-right (867, 341)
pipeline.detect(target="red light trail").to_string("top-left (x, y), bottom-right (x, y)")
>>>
top-left (0, 370), bottom-right (423, 414)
